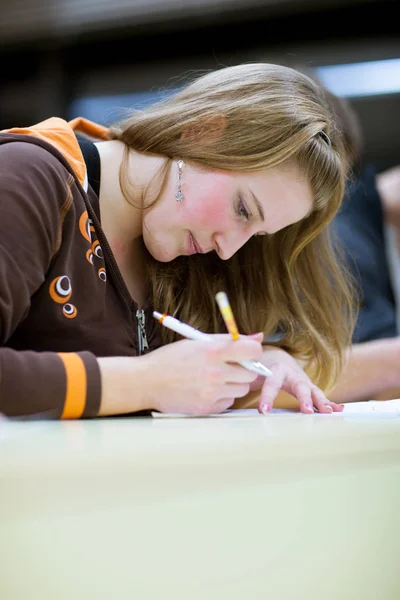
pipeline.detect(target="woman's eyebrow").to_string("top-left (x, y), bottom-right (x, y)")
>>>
top-left (250, 191), bottom-right (265, 221)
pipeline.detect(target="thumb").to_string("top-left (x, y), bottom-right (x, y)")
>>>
top-left (248, 332), bottom-right (264, 342)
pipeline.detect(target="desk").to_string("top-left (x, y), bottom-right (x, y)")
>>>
top-left (1, 413), bottom-right (400, 599)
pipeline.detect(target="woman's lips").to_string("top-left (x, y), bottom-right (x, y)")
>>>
top-left (188, 232), bottom-right (203, 255)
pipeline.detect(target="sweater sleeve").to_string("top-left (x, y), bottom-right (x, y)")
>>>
top-left (0, 139), bottom-right (101, 419)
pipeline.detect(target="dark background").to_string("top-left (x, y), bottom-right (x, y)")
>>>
top-left (1, 0), bottom-right (399, 171)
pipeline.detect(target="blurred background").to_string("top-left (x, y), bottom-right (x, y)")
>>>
top-left (0, 0), bottom-right (399, 171)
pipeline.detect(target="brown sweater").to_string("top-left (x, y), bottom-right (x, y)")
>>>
top-left (0, 117), bottom-right (161, 419)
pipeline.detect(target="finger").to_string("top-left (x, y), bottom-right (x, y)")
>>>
top-left (209, 338), bottom-right (263, 363)
top-left (224, 364), bottom-right (259, 384)
top-left (273, 365), bottom-right (314, 414)
top-left (290, 381), bottom-right (315, 414)
top-left (311, 386), bottom-right (334, 413)
top-left (249, 374), bottom-right (264, 392)
top-left (191, 398), bottom-right (233, 416)
top-left (216, 397), bottom-right (235, 412)
top-left (327, 400), bottom-right (345, 412)
top-left (258, 364), bottom-right (285, 414)
top-left (203, 363), bottom-right (257, 388)
top-left (213, 383), bottom-right (251, 400)
top-left (331, 403), bottom-right (345, 412)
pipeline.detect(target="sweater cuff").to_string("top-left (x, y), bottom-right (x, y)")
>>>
top-left (57, 351), bottom-right (101, 419)
top-left (80, 351), bottom-right (101, 418)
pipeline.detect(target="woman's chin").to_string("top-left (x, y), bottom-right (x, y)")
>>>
top-left (153, 254), bottom-right (171, 263)
top-left (144, 238), bottom-right (185, 262)
top-left (147, 246), bottom-right (179, 263)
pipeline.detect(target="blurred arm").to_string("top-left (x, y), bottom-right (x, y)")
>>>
top-left (376, 165), bottom-right (400, 230)
top-left (329, 338), bottom-right (400, 403)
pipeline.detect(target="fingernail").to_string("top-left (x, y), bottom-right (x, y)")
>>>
top-left (249, 332), bottom-right (264, 339)
top-left (305, 403), bottom-right (314, 413)
top-left (259, 403), bottom-right (271, 415)
top-left (324, 404), bottom-right (333, 412)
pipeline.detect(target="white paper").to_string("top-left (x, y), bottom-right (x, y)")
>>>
top-left (152, 399), bottom-right (400, 419)
top-left (341, 399), bottom-right (400, 413)
top-left (152, 407), bottom-right (311, 418)
top-left (152, 408), bottom-right (261, 418)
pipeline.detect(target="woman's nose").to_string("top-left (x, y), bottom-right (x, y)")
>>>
top-left (214, 230), bottom-right (251, 260)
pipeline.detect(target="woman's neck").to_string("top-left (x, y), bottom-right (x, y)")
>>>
top-left (94, 140), bottom-right (167, 248)
top-left (94, 140), bottom-right (157, 305)
top-left (94, 140), bottom-right (141, 246)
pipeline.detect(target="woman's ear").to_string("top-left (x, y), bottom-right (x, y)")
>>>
top-left (181, 115), bottom-right (226, 144)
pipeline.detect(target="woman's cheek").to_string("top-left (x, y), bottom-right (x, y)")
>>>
top-left (193, 198), bottom-right (230, 228)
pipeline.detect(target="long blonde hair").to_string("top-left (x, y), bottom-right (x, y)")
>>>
top-left (109, 62), bottom-right (356, 393)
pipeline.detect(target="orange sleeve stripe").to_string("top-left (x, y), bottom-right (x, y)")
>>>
top-left (58, 353), bottom-right (87, 419)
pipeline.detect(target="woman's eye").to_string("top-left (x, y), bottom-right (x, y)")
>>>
top-left (236, 197), bottom-right (251, 221)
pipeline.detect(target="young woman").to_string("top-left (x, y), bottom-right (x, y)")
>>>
top-left (0, 62), bottom-right (353, 419)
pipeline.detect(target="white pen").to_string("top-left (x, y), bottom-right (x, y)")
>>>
top-left (153, 311), bottom-right (272, 378)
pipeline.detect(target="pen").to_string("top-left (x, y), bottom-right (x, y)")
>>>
top-left (153, 311), bottom-right (272, 378)
top-left (215, 291), bottom-right (273, 377)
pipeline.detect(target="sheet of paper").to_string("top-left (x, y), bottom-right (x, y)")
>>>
top-left (341, 399), bottom-right (400, 413)
top-left (151, 399), bottom-right (400, 418)
top-left (152, 408), bottom-right (261, 418)
top-left (152, 407), bottom-right (313, 418)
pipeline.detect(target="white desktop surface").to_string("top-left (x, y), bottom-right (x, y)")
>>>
top-left (1, 412), bottom-right (400, 599)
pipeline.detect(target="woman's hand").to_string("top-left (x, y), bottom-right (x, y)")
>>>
top-left (250, 346), bottom-right (344, 415)
top-left (138, 335), bottom-right (263, 415)
top-left (98, 337), bottom-right (342, 417)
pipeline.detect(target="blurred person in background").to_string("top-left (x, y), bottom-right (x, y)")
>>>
top-left (0, 62), bottom-right (354, 420)
top-left (301, 71), bottom-right (400, 403)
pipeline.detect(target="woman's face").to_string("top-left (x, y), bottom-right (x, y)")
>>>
top-left (142, 161), bottom-right (313, 262)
